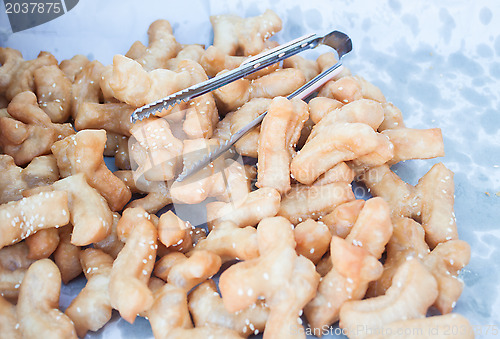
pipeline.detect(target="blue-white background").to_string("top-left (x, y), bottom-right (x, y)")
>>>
top-left (1, 0), bottom-right (499, 337)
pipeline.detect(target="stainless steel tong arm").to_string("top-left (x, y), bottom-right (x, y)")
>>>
top-left (131, 31), bottom-right (351, 122)
top-left (176, 59), bottom-right (349, 182)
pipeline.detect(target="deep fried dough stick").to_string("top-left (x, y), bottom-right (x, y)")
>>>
top-left (0, 191), bottom-right (69, 249)
top-left (65, 248), bottom-right (114, 337)
top-left (17, 259), bottom-right (77, 339)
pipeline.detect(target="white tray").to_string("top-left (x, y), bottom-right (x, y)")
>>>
top-left (1, 0), bottom-right (499, 338)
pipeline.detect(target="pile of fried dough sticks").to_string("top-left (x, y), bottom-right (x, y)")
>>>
top-left (0, 9), bottom-right (473, 339)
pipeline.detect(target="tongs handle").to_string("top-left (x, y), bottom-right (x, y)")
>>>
top-left (176, 60), bottom-right (346, 182)
top-left (131, 33), bottom-right (323, 122)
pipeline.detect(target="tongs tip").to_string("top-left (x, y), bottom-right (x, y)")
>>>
top-left (321, 30), bottom-right (353, 59)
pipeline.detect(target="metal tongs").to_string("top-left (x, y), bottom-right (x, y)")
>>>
top-left (131, 30), bottom-right (352, 181)
top-left (131, 30), bottom-right (352, 122)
